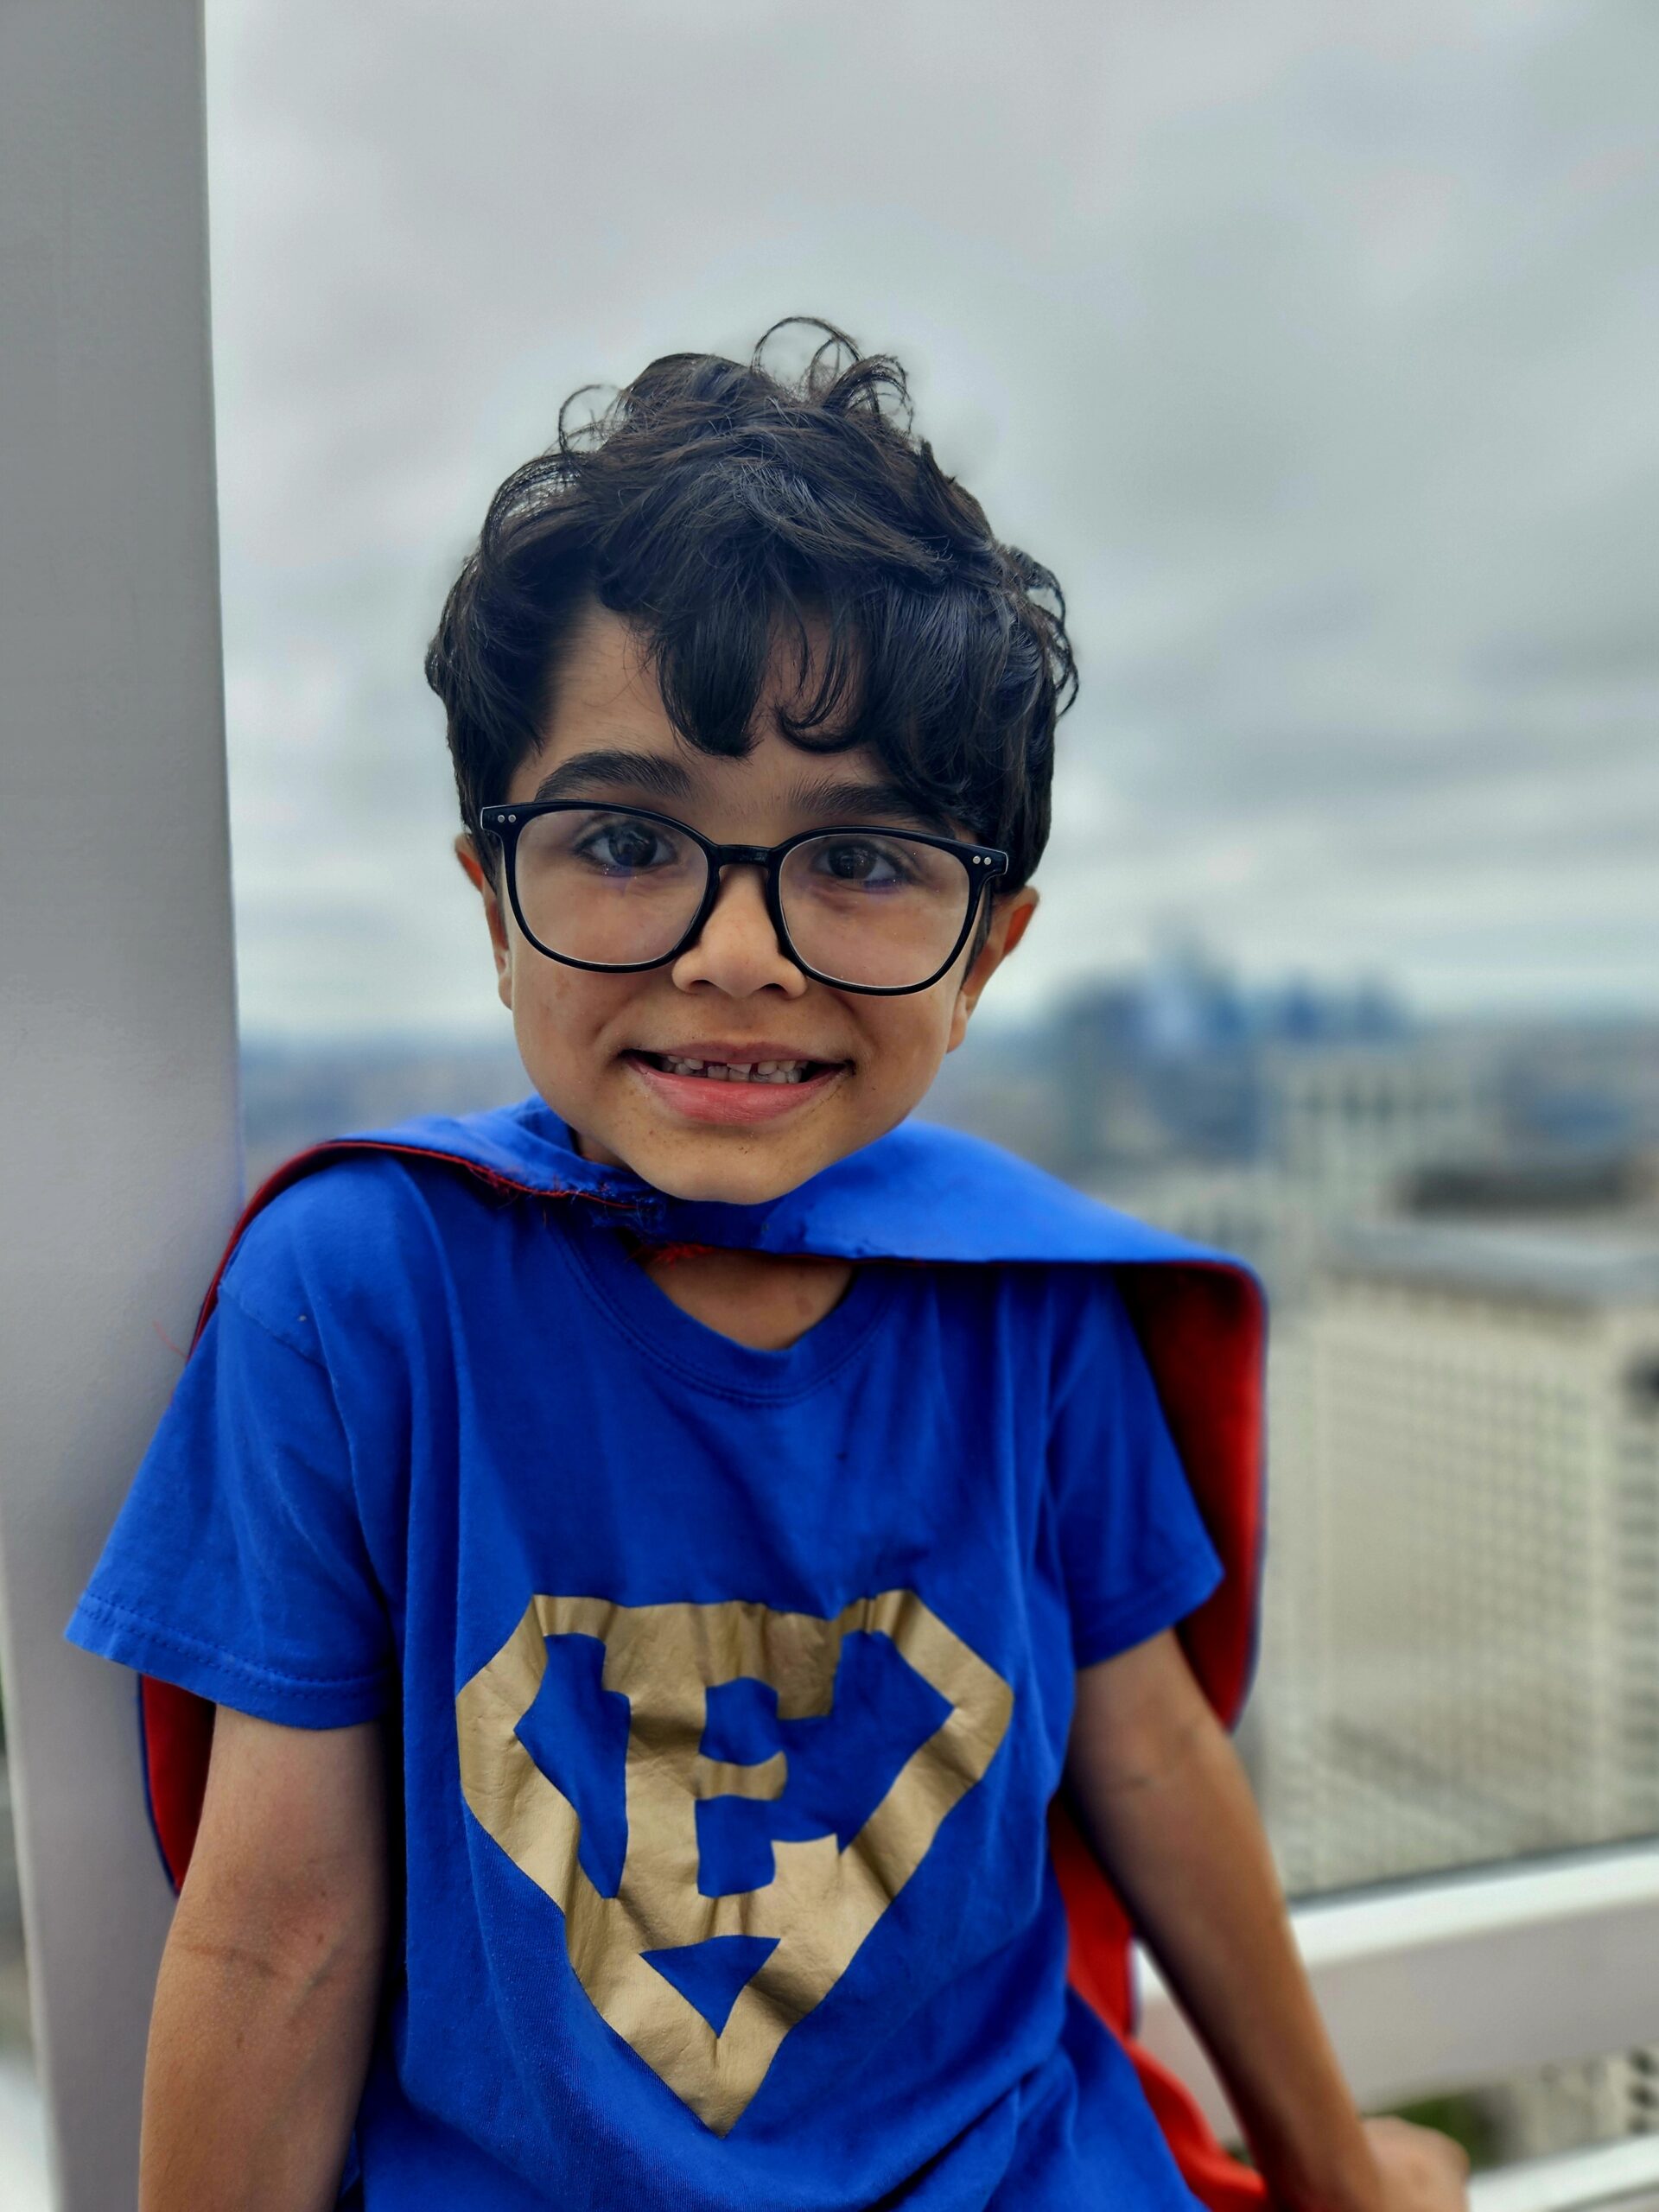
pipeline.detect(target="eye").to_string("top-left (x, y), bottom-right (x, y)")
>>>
top-left (810, 836), bottom-right (915, 888)
top-left (575, 819), bottom-right (674, 874)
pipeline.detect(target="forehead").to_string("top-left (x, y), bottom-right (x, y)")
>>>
top-left (538, 601), bottom-right (835, 756)
top-left (511, 604), bottom-right (953, 834)
top-left (539, 601), bottom-right (686, 746)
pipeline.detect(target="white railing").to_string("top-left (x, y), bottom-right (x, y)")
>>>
top-left (1471, 2138), bottom-right (1659, 2212)
top-left (1136, 1836), bottom-right (1659, 2131)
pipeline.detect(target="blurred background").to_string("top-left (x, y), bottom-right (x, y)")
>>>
top-left (6, 0), bottom-right (1656, 2189)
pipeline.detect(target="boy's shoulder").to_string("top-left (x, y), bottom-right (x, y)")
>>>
top-left (215, 1097), bottom-right (620, 1318)
top-left (216, 1149), bottom-right (446, 1351)
top-left (209, 1094), bottom-right (655, 1356)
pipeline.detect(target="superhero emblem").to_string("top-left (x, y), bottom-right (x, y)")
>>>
top-left (455, 1591), bottom-right (1013, 2133)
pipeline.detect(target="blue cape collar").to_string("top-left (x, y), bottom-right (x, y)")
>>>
top-left (325, 1091), bottom-right (1253, 1279)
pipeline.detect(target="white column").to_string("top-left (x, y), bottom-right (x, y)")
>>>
top-left (0, 3), bottom-right (238, 2203)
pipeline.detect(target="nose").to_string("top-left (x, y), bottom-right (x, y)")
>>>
top-left (668, 862), bottom-right (807, 998)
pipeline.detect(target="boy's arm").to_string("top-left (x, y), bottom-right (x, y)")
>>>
top-left (1065, 1630), bottom-right (1467, 2212)
top-left (140, 1706), bottom-right (390, 2212)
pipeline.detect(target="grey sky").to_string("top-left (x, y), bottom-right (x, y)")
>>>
top-left (207, 0), bottom-right (1659, 1039)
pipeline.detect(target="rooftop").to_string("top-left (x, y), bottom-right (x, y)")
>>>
top-left (1327, 1217), bottom-right (1659, 1308)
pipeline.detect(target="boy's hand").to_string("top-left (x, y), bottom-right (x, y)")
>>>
top-left (1356, 2117), bottom-right (1471, 2212)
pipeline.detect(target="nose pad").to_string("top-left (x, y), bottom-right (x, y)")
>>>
top-left (670, 864), bottom-right (804, 994)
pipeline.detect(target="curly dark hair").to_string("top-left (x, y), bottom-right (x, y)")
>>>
top-left (425, 319), bottom-right (1076, 902)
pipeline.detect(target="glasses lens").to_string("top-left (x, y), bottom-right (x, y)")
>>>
top-left (512, 807), bottom-right (707, 966)
top-left (779, 831), bottom-right (972, 988)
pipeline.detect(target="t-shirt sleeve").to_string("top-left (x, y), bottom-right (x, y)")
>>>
top-left (1049, 1274), bottom-right (1225, 1670)
top-left (63, 1277), bottom-right (395, 1727)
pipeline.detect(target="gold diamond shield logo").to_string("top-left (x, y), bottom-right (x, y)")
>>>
top-left (455, 1591), bottom-right (1013, 2133)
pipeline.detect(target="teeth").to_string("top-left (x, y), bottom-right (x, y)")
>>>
top-left (652, 1054), bottom-right (817, 1084)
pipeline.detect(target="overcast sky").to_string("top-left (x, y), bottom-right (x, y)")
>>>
top-left (206, 0), bottom-right (1658, 1041)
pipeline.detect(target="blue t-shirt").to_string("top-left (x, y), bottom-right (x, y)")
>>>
top-left (66, 1128), bottom-right (1225, 2210)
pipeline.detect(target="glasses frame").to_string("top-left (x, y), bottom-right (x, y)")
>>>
top-left (479, 798), bottom-right (1011, 997)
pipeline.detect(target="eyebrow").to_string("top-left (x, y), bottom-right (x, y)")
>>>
top-left (531, 749), bottom-right (957, 836)
top-left (782, 772), bottom-right (956, 836)
top-left (532, 749), bottom-right (696, 805)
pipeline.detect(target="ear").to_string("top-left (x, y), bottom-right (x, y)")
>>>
top-left (945, 886), bottom-right (1039, 1052)
top-left (454, 832), bottom-right (513, 1008)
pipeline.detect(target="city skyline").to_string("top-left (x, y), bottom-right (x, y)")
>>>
top-left (232, 950), bottom-right (1659, 1051)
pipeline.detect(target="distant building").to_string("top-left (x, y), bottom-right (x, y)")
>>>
top-left (1052, 951), bottom-right (1469, 1194)
top-left (1251, 1217), bottom-right (1659, 2141)
top-left (1257, 1217), bottom-right (1659, 1887)
top-left (1500, 1020), bottom-right (1659, 1156)
top-left (1258, 1037), bottom-right (1498, 1211)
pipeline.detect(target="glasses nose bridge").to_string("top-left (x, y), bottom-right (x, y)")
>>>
top-left (684, 841), bottom-right (794, 976)
top-left (699, 841), bottom-right (784, 918)
top-left (706, 839), bottom-right (780, 874)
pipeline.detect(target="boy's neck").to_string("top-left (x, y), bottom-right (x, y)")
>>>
top-left (630, 1243), bottom-right (857, 1351)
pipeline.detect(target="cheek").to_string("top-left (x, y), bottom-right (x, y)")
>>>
top-left (861, 995), bottom-right (956, 1081)
top-left (512, 960), bottom-right (641, 1045)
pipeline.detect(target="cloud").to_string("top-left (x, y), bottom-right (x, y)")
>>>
top-left (206, 0), bottom-right (1659, 1035)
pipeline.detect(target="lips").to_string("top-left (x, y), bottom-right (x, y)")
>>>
top-left (622, 1049), bottom-right (849, 1125)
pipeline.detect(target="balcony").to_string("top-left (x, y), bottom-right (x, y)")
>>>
top-left (3, 3), bottom-right (1656, 2204)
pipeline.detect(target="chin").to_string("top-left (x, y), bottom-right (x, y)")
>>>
top-left (625, 1133), bottom-right (826, 1208)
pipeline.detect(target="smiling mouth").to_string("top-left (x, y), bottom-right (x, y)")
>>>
top-left (626, 1050), bottom-right (844, 1086)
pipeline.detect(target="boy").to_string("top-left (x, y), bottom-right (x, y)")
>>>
top-left (65, 323), bottom-right (1469, 2211)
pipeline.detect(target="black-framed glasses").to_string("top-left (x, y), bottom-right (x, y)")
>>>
top-left (479, 800), bottom-right (1009, 995)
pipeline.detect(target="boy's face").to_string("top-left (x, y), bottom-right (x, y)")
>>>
top-left (455, 605), bottom-right (1037, 1205)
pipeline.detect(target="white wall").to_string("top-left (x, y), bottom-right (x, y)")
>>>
top-left (0, 3), bottom-right (240, 2202)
